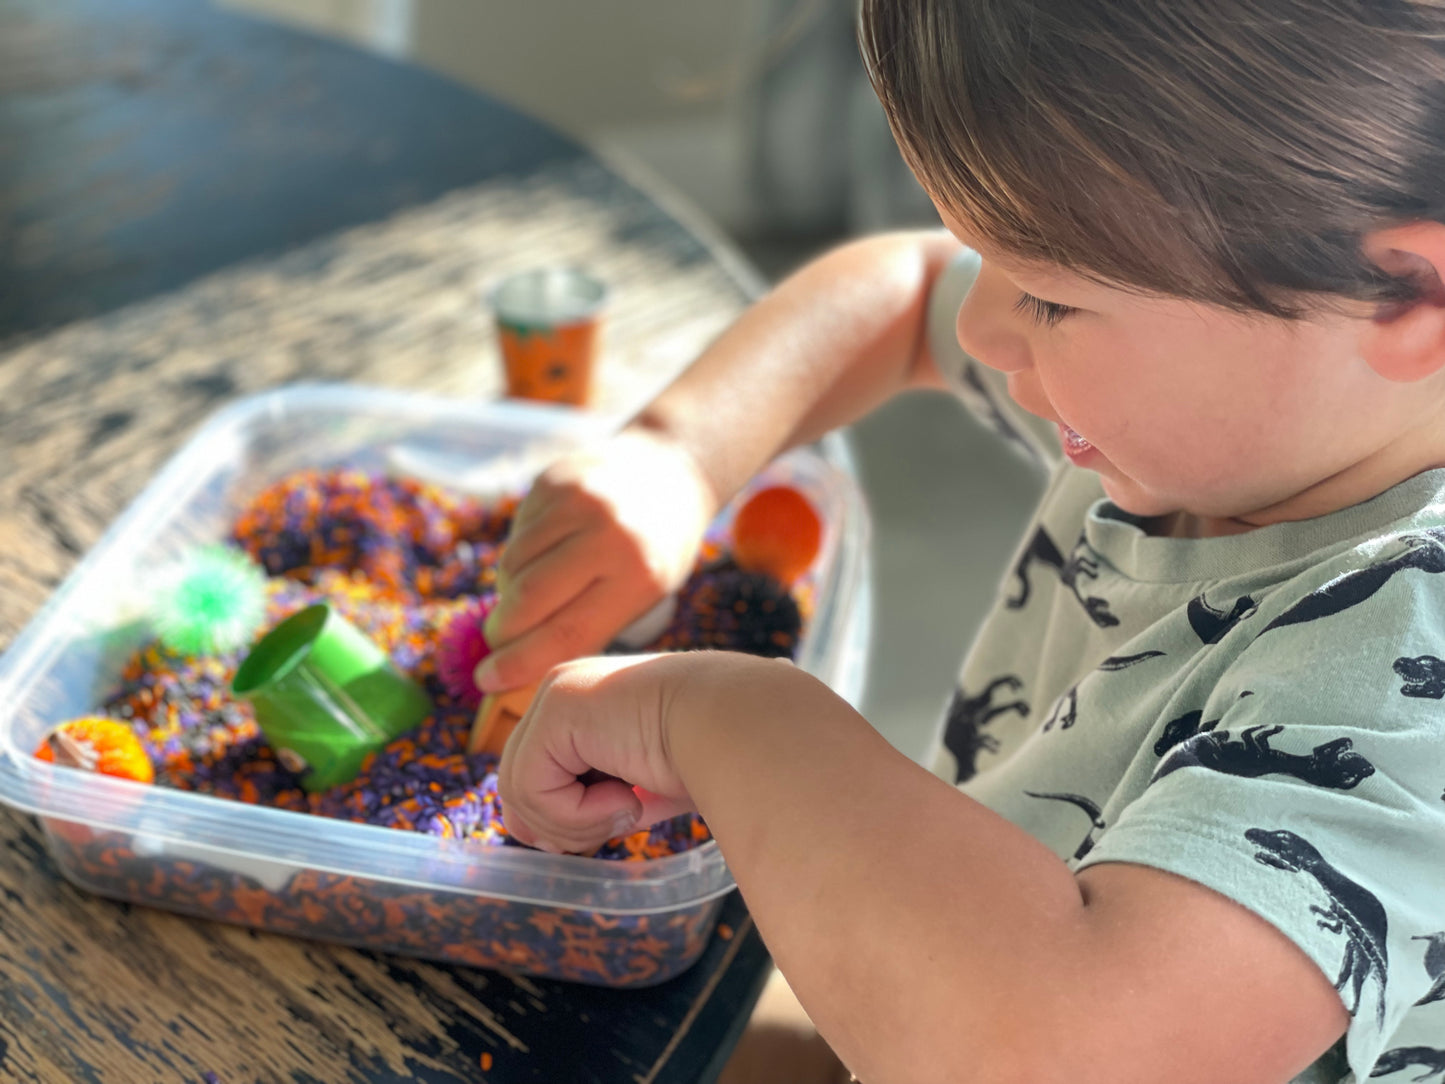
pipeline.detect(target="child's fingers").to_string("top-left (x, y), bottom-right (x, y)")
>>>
top-left (495, 654), bottom-right (704, 853)
top-left (498, 806), bottom-right (546, 850)
top-left (477, 577), bottom-right (646, 693)
top-left (477, 580), bottom-right (610, 693)
top-left (506, 788), bottom-right (691, 855)
top-left (494, 506), bottom-right (584, 585)
top-left (503, 449), bottom-right (621, 551)
top-left (572, 776), bottom-right (647, 843)
top-left (486, 533), bottom-right (604, 647)
top-left (632, 785), bottom-right (696, 826)
top-left (505, 781), bottom-right (641, 855)
top-left (500, 470), bottom-right (573, 539)
top-left (499, 726), bottom-right (645, 854)
top-left (508, 781), bottom-right (694, 855)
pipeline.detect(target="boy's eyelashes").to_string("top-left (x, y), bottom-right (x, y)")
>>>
top-left (1013, 291), bottom-right (1076, 328)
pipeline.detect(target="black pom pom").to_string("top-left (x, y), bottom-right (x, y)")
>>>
top-left (656, 565), bottom-right (801, 659)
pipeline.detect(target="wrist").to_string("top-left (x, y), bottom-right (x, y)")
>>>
top-left (619, 414), bottom-right (726, 522)
top-left (661, 652), bottom-right (808, 792)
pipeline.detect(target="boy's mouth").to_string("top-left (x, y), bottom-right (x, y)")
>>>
top-left (1058, 423), bottom-right (1095, 462)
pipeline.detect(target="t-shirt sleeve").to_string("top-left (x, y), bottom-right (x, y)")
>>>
top-left (1075, 581), bottom-right (1445, 1081)
top-left (927, 245), bottom-right (1061, 473)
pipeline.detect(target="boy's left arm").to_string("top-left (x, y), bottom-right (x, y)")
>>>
top-left (498, 653), bottom-right (1348, 1084)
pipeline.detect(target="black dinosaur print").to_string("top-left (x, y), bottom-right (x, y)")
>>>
top-left (1395, 656), bottom-right (1445, 699)
top-left (1153, 725), bottom-right (1375, 790)
top-left (1247, 828), bottom-right (1389, 1028)
top-left (1261, 529), bottom-right (1445, 635)
top-left (942, 677), bottom-right (1029, 784)
top-left (1024, 790), bottom-right (1104, 860)
top-left (1040, 685), bottom-right (1078, 733)
top-left (1007, 527), bottom-right (1064, 611)
top-left (1007, 527), bottom-right (1120, 627)
top-left (1187, 593), bottom-right (1257, 644)
top-left (1152, 692), bottom-right (1257, 758)
top-left (1413, 932), bottom-right (1445, 1006)
top-left (1040, 652), bottom-right (1164, 734)
top-left (1154, 709), bottom-right (1219, 757)
top-left (1370, 1047), bottom-right (1445, 1081)
top-left (1099, 650), bottom-right (1166, 669)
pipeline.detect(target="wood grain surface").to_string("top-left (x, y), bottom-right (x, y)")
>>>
top-left (0, 2), bottom-right (780, 1078)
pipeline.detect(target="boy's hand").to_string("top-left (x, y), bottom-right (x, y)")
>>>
top-left (475, 428), bottom-right (717, 695)
top-left (496, 652), bottom-right (702, 853)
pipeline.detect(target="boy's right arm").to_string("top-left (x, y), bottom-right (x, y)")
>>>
top-left (474, 229), bottom-right (964, 695)
top-left (625, 228), bottom-right (963, 514)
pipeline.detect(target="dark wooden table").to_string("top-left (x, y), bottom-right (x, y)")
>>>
top-left (0, 2), bottom-right (777, 1081)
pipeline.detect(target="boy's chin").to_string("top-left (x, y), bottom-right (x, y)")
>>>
top-left (1097, 475), bottom-right (1182, 520)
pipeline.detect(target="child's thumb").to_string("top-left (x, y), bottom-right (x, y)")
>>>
top-left (572, 776), bottom-right (646, 840)
top-left (631, 785), bottom-right (695, 827)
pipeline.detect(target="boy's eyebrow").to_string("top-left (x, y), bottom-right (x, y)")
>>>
top-left (989, 252), bottom-right (1088, 292)
top-left (939, 213), bottom-right (1100, 293)
top-left (979, 244), bottom-right (1108, 296)
top-left (1000, 260), bottom-right (1072, 285)
top-left (942, 221), bottom-right (1067, 282)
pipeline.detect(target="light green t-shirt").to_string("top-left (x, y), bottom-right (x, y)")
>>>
top-left (927, 248), bottom-right (1445, 1084)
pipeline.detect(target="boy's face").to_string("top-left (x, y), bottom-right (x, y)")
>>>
top-left (939, 209), bottom-right (1439, 536)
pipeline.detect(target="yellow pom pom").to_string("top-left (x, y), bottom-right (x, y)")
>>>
top-left (35, 716), bottom-right (155, 784)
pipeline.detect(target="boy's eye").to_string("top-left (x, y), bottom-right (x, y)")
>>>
top-left (1013, 292), bottom-right (1076, 328)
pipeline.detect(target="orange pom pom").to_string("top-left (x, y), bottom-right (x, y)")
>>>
top-left (35, 716), bottom-right (155, 784)
top-left (730, 485), bottom-right (822, 584)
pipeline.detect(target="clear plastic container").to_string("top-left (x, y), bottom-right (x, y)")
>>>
top-left (0, 384), bottom-right (871, 987)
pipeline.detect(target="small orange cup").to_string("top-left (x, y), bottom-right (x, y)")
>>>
top-left (489, 268), bottom-right (607, 407)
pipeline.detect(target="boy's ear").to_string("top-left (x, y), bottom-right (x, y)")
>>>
top-left (1359, 222), bottom-right (1445, 383)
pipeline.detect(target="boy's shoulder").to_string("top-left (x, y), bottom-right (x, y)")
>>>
top-left (1212, 511), bottom-right (1445, 722)
top-left (1226, 483), bottom-right (1445, 640)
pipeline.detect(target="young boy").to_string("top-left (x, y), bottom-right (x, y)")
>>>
top-left (475, 2), bottom-right (1445, 1080)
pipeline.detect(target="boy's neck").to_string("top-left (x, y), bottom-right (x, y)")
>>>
top-left (1143, 436), bottom-right (1445, 541)
top-left (1141, 512), bottom-right (1218, 540)
top-left (1145, 512), bottom-right (1258, 540)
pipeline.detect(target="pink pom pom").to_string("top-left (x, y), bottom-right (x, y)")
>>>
top-left (436, 596), bottom-right (495, 709)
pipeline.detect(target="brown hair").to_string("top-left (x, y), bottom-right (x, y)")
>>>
top-left (858, 0), bottom-right (1445, 317)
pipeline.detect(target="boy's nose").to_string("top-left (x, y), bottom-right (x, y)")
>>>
top-left (956, 263), bottom-right (1031, 374)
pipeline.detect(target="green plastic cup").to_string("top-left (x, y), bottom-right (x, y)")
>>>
top-left (232, 603), bottom-right (432, 792)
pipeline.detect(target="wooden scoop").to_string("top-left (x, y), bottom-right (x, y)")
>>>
top-left (467, 679), bottom-right (542, 756)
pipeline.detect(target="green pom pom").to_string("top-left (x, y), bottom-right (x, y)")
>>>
top-left (152, 545), bottom-right (267, 657)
